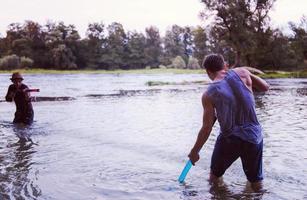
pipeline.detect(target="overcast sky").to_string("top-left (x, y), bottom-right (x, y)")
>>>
top-left (0, 0), bottom-right (306, 37)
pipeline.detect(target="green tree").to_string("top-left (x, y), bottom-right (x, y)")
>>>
top-left (2, 21), bottom-right (49, 68)
top-left (126, 31), bottom-right (147, 69)
top-left (289, 16), bottom-right (307, 67)
top-left (45, 21), bottom-right (80, 69)
top-left (201, 0), bottom-right (276, 67)
top-left (187, 56), bottom-right (201, 69)
top-left (23, 21), bottom-right (49, 68)
top-left (169, 56), bottom-right (186, 69)
top-left (20, 56), bottom-right (34, 68)
top-left (191, 26), bottom-right (210, 65)
top-left (0, 36), bottom-right (5, 57)
top-left (270, 31), bottom-right (299, 69)
top-left (100, 22), bottom-right (127, 69)
top-left (84, 22), bottom-right (106, 68)
top-left (4, 23), bottom-right (30, 57)
top-left (163, 25), bottom-right (185, 65)
top-left (144, 26), bottom-right (163, 68)
top-left (182, 26), bottom-right (193, 63)
top-left (0, 54), bottom-right (20, 69)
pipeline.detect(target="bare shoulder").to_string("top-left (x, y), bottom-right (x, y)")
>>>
top-left (201, 92), bottom-right (207, 103)
top-left (232, 68), bottom-right (252, 90)
top-left (201, 91), bottom-right (213, 107)
top-left (233, 67), bottom-right (251, 78)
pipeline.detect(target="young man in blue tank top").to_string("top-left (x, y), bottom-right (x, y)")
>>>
top-left (188, 54), bottom-right (269, 191)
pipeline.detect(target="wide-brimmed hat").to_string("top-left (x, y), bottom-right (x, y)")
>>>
top-left (10, 72), bottom-right (24, 81)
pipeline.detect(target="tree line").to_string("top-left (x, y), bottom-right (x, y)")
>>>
top-left (0, 0), bottom-right (306, 71)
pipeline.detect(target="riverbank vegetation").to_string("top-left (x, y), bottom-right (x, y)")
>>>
top-left (259, 70), bottom-right (307, 78)
top-left (0, 1), bottom-right (306, 72)
top-left (0, 68), bottom-right (204, 74)
top-left (1, 68), bottom-right (307, 78)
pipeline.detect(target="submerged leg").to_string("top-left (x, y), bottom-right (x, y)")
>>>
top-left (209, 171), bottom-right (222, 183)
top-left (250, 181), bottom-right (263, 192)
top-left (208, 172), bottom-right (232, 199)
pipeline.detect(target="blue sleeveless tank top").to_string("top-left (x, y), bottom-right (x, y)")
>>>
top-left (206, 70), bottom-right (262, 144)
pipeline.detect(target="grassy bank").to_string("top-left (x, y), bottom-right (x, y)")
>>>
top-left (260, 70), bottom-right (307, 78)
top-left (0, 68), bottom-right (203, 75)
top-left (1, 68), bottom-right (307, 78)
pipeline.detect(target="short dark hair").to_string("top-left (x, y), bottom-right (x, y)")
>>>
top-left (202, 54), bottom-right (225, 72)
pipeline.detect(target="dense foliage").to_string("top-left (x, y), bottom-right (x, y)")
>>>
top-left (0, 1), bottom-right (306, 70)
top-left (200, 0), bottom-right (307, 69)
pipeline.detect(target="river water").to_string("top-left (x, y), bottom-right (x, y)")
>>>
top-left (0, 73), bottom-right (306, 200)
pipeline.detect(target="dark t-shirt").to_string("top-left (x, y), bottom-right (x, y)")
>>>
top-left (6, 83), bottom-right (34, 124)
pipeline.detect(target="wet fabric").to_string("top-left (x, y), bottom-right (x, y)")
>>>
top-left (210, 135), bottom-right (263, 182)
top-left (6, 84), bottom-right (34, 125)
top-left (206, 70), bottom-right (262, 144)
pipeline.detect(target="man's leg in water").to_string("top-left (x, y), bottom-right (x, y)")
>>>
top-left (209, 171), bottom-right (219, 182)
top-left (241, 140), bottom-right (264, 192)
top-left (210, 136), bottom-right (241, 183)
top-left (250, 181), bottom-right (263, 191)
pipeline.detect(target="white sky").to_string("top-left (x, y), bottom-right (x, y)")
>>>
top-left (0, 0), bottom-right (306, 37)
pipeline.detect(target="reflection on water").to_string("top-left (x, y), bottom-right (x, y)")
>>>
top-left (0, 74), bottom-right (306, 199)
top-left (180, 178), bottom-right (267, 200)
top-left (0, 124), bottom-right (41, 199)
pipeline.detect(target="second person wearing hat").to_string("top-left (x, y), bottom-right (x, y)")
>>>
top-left (5, 72), bottom-right (34, 125)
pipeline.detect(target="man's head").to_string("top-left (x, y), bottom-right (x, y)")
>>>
top-left (10, 72), bottom-right (23, 87)
top-left (202, 54), bottom-right (227, 80)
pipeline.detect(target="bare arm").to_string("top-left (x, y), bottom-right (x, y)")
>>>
top-left (234, 67), bottom-right (270, 92)
top-left (188, 93), bottom-right (216, 165)
top-left (5, 86), bottom-right (14, 102)
top-left (249, 73), bottom-right (270, 92)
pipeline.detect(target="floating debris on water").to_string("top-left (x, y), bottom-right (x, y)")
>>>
top-left (296, 88), bottom-right (307, 96)
top-left (84, 89), bottom-right (162, 98)
top-left (31, 96), bottom-right (76, 102)
top-left (146, 80), bottom-right (208, 86)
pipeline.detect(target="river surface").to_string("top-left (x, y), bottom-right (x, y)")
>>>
top-left (0, 73), bottom-right (306, 200)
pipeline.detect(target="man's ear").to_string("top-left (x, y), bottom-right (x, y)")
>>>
top-left (206, 69), bottom-right (214, 80)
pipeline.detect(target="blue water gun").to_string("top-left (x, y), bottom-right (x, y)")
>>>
top-left (178, 160), bottom-right (193, 183)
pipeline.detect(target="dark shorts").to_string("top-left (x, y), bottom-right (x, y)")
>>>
top-left (210, 135), bottom-right (263, 182)
top-left (14, 110), bottom-right (34, 125)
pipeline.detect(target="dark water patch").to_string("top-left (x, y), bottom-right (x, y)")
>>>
top-left (84, 88), bottom-right (202, 99)
top-left (296, 88), bottom-right (307, 96)
top-left (267, 87), bottom-right (284, 91)
top-left (0, 121), bottom-right (15, 128)
top-left (84, 89), bottom-right (162, 98)
top-left (117, 89), bottom-right (162, 96)
top-left (0, 140), bottom-right (41, 199)
top-left (264, 86), bottom-right (306, 97)
top-left (31, 96), bottom-right (76, 102)
top-left (84, 94), bottom-right (119, 98)
top-left (146, 80), bottom-right (208, 86)
top-left (0, 97), bottom-right (76, 103)
top-left (168, 88), bottom-right (202, 93)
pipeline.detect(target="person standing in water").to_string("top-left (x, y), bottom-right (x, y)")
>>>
top-left (188, 54), bottom-right (269, 191)
top-left (6, 72), bottom-right (34, 125)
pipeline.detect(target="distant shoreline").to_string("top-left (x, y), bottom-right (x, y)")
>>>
top-left (0, 68), bottom-right (306, 78)
top-left (0, 68), bottom-right (204, 75)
